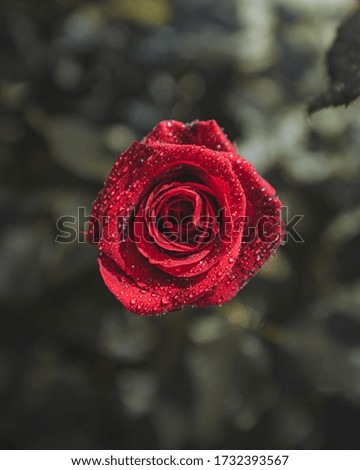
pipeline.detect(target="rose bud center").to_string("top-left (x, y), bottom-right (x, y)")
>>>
top-left (144, 181), bottom-right (219, 253)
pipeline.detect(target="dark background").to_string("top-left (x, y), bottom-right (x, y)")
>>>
top-left (1, 0), bottom-right (360, 450)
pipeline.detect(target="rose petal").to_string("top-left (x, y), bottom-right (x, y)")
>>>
top-left (88, 142), bottom-right (156, 244)
top-left (143, 119), bottom-right (235, 152)
top-left (196, 155), bottom-right (284, 306)
top-left (99, 254), bottom-right (181, 315)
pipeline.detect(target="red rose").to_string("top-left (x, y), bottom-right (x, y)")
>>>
top-left (88, 120), bottom-right (283, 315)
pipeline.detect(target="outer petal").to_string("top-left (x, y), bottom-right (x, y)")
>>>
top-left (142, 119), bottom-right (236, 152)
top-left (99, 255), bottom-right (182, 315)
top-left (87, 142), bottom-right (156, 244)
top-left (196, 154), bottom-right (284, 307)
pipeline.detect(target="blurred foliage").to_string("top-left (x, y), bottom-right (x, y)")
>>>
top-left (0, 0), bottom-right (360, 450)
